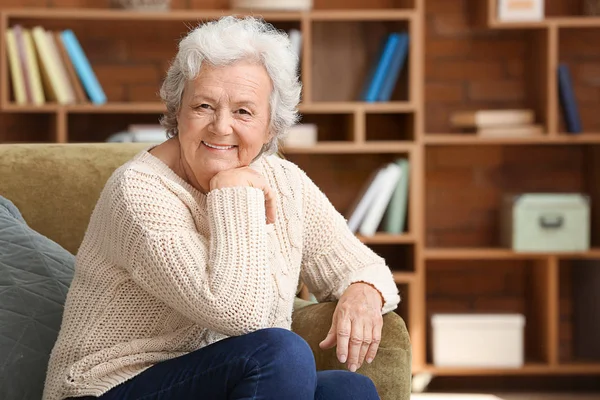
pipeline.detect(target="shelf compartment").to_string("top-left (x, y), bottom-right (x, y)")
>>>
top-left (425, 18), bottom-right (550, 135)
top-left (67, 113), bottom-right (163, 143)
top-left (311, 19), bottom-right (410, 103)
top-left (558, 26), bottom-right (600, 135)
top-left (366, 113), bottom-right (415, 141)
top-left (283, 153), bottom-right (411, 216)
top-left (0, 113), bottom-right (56, 143)
top-left (425, 145), bottom-right (598, 249)
top-left (5, 17), bottom-right (300, 105)
top-left (559, 258), bottom-right (600, 365)
top-left (426, 259), bottom-right (554, 366)
top-left (368, 244), bottom-right (414, 273)
top-left (296, 112), bottom-right (354, 142)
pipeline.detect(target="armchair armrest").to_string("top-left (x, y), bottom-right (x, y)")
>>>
top-left (291, 300), bottom-right (412, 400)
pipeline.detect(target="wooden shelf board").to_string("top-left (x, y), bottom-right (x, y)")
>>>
top-left (422, 363), bottom-right (600, 376)
top-left (425, 133), bottom-right (600, 145)
top-left (3, 8), bottom-right (303, 21)
top-left (425, 248), bottom-right (600, 260)
top-left (299, 101), bottom-right (415, 114)
top-left (4, 8), bottom-right (415, 22)
top-left (393, 272), bottom-right (415, 284)
top-left (489, 16), bottom-right (600, 29)
top-left (357, 233), bottom-right (415, 244)
top-left (283, 141), bottom-right (414, 154)
top-left (309, 9), bottom-right (415, 21)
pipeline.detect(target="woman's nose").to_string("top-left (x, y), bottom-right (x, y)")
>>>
top-left (209, 110), bottom-right (234, 136)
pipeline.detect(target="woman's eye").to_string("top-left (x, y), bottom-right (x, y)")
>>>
top-left (237, 109), bottom-right (251, 115)
top-left (196, 104), bottom-right (211, 110)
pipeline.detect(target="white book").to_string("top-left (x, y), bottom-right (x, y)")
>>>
top-left (346, 166), bottom-right (390, 233)
top-left (359, 163), bottom-right (402, 236)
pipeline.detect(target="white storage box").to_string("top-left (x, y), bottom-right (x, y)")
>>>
top-left (500, 193), bottom-right (590, 252)
top-left (431, 314), bottom-right (525, 368)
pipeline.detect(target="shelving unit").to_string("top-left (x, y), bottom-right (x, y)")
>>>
top-left (2, 0), bottom-right (600, 391)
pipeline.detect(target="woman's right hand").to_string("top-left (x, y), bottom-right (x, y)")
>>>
top-left (209, 167), bottom-right (276, 224)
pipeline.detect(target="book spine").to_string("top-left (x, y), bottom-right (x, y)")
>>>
top-left (60, 29), bottom-right (106, 105)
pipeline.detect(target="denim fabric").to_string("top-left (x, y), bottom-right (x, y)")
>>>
top-left (72, 328), bottom-right (379, 400)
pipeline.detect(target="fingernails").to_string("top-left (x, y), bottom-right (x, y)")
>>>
top-left (349, 363), bottom-right (357, 372)
top-left (367, 357), bottom-right (373, 364)
top-left (339, 354), bottom-right (347, 363)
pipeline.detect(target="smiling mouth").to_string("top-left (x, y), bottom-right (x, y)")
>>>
top-left (202, 141), bottom-right (237, 150)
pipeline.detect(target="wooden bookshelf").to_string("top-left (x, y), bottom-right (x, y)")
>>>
top-left (2, 0), bottom-right (600, 391)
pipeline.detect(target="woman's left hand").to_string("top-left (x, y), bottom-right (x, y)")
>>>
top-left (318, 283), bottom-right (384, 372)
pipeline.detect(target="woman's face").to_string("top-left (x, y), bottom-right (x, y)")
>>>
top-left (176, 59), bottom-right (273, 191)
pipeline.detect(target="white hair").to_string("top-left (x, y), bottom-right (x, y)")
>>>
top-left (159, 15), bottom-right (302, 156)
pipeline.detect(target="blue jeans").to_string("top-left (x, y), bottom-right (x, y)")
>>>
top-left (81, 328), bottom-right (379, 399)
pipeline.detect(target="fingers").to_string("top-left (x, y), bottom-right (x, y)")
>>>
top-left (336, 316), bottom-right (351, 365)
top-left (319, 317), bottom-right (337, 350)
top-left (358, 323), bottom-right (371, 369)
top-left (365, 318), bottom-right (383, 365)
top-left (346, 318), bottom-right (363, 372)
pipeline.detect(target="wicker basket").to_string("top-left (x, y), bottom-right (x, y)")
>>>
top-left (111, 0), bottom-right (171, 11)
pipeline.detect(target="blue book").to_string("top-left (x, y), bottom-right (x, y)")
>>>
top-left (60, 29), bottom-right (107, 105)
top-left (557, 63), bottom-right (582, 134)
top-left (360, 33), bottom-right (400, 102)
top-left (377, 33), bottom-right (409, 102)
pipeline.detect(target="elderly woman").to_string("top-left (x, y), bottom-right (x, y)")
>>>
top-left (43, 15), bottom-right (400, 400)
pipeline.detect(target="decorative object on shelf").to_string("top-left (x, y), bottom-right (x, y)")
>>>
top-left (431, 314), bottom-right (525, 368)
top-left (111, 0), bottom-right (171, 11)
top-left (230, 0), bottom-right (312, 11)
top-left (584, 0), bottom-right (600, 15)
top-left (106, 124), bottom-right (167, 143)
top-left (450, 109), bottom-right (542, 138)
top-left (497, 0), bottom-right (544, 22)
top-left (500, 193), bottom-right (590, 252)
top-left (282, 123), bottom-right (317, 148)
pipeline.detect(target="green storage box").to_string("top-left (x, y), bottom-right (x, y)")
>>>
top-left (500, 193), bottom-right (590, 252)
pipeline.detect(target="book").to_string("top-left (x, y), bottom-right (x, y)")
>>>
top-left (377, 33), bottom-right (409, 102)
top-left (346, 165), bottom-right (390, 233)
top-left (359, 162), bottom-right (402, 236)
top-left (54, 31), bottom-right (88, 103)
top-left (21, 28), bottom-right (45, 105)
top-left (31, 26), bottom-right (66, 103)
top-left (60, 29), bottom-right (106, 105)
top-left (383, 158), bottom-right (410, 234)
top-left (476, 124), bottom-right (544, 137)
top-left (45, 30), bottom-right (76, 104)
top-left (12, 25), bottom-right (32, 103)
top-left (360, 33), bottom-right (401, 102)
top-left (5, 28), bottom-right (27, 104)
top-left (557, 63), bottom-right (582, 134)
top-left (450, 109), bottom-right (535, 128)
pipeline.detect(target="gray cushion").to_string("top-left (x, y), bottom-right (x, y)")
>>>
top-left (0, 195), bottom-right (75, 400)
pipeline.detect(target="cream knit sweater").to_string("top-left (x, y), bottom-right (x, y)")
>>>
top-left (42, 148), bottom-right (400, 400)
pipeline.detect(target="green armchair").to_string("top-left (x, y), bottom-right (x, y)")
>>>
top-left (0, 143), bottom-right (412, 400)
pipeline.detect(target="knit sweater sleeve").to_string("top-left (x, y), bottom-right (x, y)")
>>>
top-left (296, 168), bottom-right (400, 314)
top-left (109, 169), bottom-right (276, 336)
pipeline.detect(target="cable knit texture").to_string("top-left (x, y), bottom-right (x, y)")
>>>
top-left (42, 149), bottom-right (400, 400)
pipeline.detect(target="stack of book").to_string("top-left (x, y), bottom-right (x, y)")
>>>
top-left (360, 32), bottom-right (410, 102)
top-left (5, 25), bottom-right (106, 105)
top-left (450, 109), bottom-right (543, 137)
top-left (345, 158), bottom-right (410, 236)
